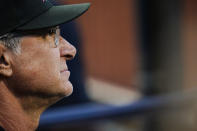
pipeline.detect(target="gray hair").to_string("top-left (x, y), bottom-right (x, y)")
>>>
top-left (0, 33), bottom-right (21, 54)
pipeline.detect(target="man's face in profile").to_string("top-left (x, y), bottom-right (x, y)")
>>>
top-left (6, 27), bottom-right (76, 99)
top-left (0, 1), bottom-right (90, 130)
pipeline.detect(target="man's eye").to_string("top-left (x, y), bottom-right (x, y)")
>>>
top-left (48, 30), bottom-right (55, 35)
top-left (48, 28), bottom-right (57, 35)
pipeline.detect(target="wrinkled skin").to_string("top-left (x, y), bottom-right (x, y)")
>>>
top-left (0, 30), bottom-right (76, 131)
top-left (9, 34), bottom-right (76, 98)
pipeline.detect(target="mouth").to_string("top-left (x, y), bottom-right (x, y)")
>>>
top-left (60, 69), bottom-right (68, 73)
top-left (60, 69), bottom-right (71, 80)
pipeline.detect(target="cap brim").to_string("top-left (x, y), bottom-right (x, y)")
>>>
top-left (17, 3), bottom-right (90, 30)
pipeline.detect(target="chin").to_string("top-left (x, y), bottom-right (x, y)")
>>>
top-left (40, 80), bottom-right (74, 104)
top-left (44, 82), bottom-right (73, 106)
top-left (64, 83), bottom-right (73, 97)
top-left (58, 80), bottom-right (73, 97)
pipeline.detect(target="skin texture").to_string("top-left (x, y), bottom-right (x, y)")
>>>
top-left (0, 31), bottom-right (76, 131)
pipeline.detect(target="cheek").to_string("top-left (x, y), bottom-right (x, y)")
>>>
top-left (24, 49), bottom-right (60, 77)
top-left (10, 49), bottom-right (61, 93)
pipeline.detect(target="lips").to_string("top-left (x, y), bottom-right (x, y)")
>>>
top-left (60, 69), bottom-right (71, 80)
top-left (60, 69), bottom-right (68, 73)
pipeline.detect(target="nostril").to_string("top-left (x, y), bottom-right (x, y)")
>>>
top-left (0, 55), bottom-right (8, 65)
top-left (65, 54), bottom-right (74, 60)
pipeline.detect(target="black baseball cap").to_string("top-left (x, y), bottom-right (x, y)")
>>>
top-left (0, 0), bottom-right (90, 36)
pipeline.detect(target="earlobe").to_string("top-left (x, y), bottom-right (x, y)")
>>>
top-left (0, 45), bottom-right (13, 77)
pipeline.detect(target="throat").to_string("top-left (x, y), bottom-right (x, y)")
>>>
top-left (0, 88), bottom-right (41, 131)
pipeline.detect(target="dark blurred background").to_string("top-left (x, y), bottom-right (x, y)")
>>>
top-left (38, 0), bottom-right (197, 130)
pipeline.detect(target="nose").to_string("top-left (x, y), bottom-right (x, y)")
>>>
top-left (59, 36), bottom-right (77, 60)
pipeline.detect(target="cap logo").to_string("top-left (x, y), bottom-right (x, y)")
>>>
top-left (42, 0), bottom-right (47, 2)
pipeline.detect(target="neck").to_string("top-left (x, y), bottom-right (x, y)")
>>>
top-left (0, 82), bottom-right (49, 131)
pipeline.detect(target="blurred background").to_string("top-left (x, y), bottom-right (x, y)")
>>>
top-left (37, 0), bottom-right (197, 131)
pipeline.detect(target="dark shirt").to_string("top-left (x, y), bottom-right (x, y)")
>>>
top-left (0, 126), bottom-right (4, 131)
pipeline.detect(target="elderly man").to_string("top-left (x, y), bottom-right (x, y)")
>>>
top-left (0, 0), bottom-right (90, 130)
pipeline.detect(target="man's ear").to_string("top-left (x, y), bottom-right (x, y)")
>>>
top-left (0, 44), bottom-right (13, 77)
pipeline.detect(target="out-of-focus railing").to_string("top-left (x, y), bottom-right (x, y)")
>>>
top-left (38, 89), bottom-right (197, 130)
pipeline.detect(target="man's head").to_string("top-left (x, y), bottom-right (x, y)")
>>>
top-left (0, 0), bottom-right (90, 105)
top-left (0, 0), bottom-right (90, 130)
top-left (1, 27), bottom-right (76, 99)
